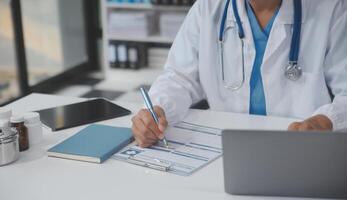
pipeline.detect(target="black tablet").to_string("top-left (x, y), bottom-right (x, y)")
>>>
top-left (36, 99), bottom-right (131, 131)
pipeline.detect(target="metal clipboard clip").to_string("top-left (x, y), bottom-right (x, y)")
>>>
top-left (127, 156), bottom-right (171, 172)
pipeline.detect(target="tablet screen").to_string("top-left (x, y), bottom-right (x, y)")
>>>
top-left (37, 99), bottom-right (131, 131)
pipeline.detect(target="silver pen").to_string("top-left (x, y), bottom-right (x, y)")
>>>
top-left (140, 87), bottom-right (169, 148)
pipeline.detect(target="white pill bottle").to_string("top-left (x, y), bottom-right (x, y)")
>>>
top-left (24, 112), bottom-right (43, 146)
top-left (0, 107), bottom-right (12, 128)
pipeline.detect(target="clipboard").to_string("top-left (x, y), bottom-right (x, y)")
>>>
top-left (114, 122), bottom-right (222, 176)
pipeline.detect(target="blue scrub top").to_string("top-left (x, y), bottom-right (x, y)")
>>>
top-left (246, 0), bottom-right (281, 116)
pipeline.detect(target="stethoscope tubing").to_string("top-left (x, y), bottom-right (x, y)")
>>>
top-left (219, 0), bottom-right (303, 89)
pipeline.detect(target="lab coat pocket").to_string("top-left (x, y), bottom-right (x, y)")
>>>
top-left (288, 72), bottom-right (320, 86)
top-left (288, 71), bottom-right (328, 104)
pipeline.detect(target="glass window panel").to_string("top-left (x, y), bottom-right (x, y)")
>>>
top-left (0, 0), bottom-right (20, 105)
top-left (20, 0), bottom-right (88, 86)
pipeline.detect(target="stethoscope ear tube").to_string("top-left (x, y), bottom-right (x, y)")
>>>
top-left (220, 38), bottom-right (246, 91)
top-left (232, 0), bottom-right (245, 38)
top-left (219, 0), bottom-right (246, 91)
top-left (287, 0), bottom-right (303, 81)
top-left (219, 0), bottom-right (231, 42)
top-left (289, 0), bottom-right (302, 63)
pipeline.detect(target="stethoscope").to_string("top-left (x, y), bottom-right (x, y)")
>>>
top-left (219, 0), bottom-right (303, 91)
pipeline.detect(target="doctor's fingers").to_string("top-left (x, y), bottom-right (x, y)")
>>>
top-left (131, 117), bottom-right (158, 147)
top-left (153, 106), bottom-right (165, 117)
top-left (298, 122), bottom-right (316, 131)
top-left (131, 116), bottom-right (158, 140)
top-left (288, 121), bottom-right (315, 131)
top-left (288, 122), bottom-right (302, 131)
top-left (153, 106), bottom-right (168, 132)
top-left (137, 109), bottom-right (164, 138)
top-left (132, 126), bottom-right (157, 148)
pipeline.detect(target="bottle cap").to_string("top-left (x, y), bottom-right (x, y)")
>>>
top-left (0, 107), bottom-right (12, 120)
top-left (10, 115), bottom-right (25, 124)
top-left (24, 112), bottom-right (40, 124)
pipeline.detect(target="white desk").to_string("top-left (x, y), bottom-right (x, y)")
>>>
top-left (1, 93), bottom-right (315, 200)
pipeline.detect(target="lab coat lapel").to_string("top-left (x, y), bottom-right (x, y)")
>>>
top-left (262, 24), bottom-right (288, 65)
top-left (262, 0), bottom-right (293, 65)
top-left (226, 0), bottom-right (254, 47)
top-left (262, 0), bottom-right (306, 65)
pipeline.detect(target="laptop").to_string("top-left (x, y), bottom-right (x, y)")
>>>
top-left (222, 130), bottom-right (347, 199)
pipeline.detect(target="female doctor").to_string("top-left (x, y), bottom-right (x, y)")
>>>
top-left (131, 0), bottom-right (347, 147)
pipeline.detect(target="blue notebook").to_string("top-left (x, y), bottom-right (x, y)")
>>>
top-left (48, 124), bottom-right (133, 163)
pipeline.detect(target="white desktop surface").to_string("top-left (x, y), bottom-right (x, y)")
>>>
top-left (1, 93), bottom-right (316, 200)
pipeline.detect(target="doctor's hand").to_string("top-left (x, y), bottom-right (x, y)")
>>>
top-left (131, 106), bottom-right (168, 148)
top-left (288, 115), bottom-right (333, 131)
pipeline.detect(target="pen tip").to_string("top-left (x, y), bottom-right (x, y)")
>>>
top-left (163, 140), bottom-right (169, 149)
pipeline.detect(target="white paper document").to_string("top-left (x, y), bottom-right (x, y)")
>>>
top-left (113, 122), bottom-right (222, 176)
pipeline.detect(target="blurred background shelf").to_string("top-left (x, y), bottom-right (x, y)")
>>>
top-left (107, 3), bottom-right (190, 12)
top-left (102, 0), bottom-right (193, 76)
top-left (108, 34), bottom-right (174, 44)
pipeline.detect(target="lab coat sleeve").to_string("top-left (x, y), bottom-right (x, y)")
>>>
top-left (149, 1), bottom-right (205, 125)
top-left (313, 5), bottom-right (347, 131)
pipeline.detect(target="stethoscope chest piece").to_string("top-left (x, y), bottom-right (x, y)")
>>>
top-left (285, 63), bottom-right (302, 81)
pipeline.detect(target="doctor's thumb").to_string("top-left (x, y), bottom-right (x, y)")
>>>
top-left (158, 118), bottom-right (168, 133)
top-left (153, 106), bottom-right (168, 133)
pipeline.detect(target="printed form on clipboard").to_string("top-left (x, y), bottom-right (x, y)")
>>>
top-left (113, 122), bottom-right (222, 176)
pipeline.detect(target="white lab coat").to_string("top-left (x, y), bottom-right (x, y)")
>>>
top-left (149, 0), bottom-right (347, 131)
